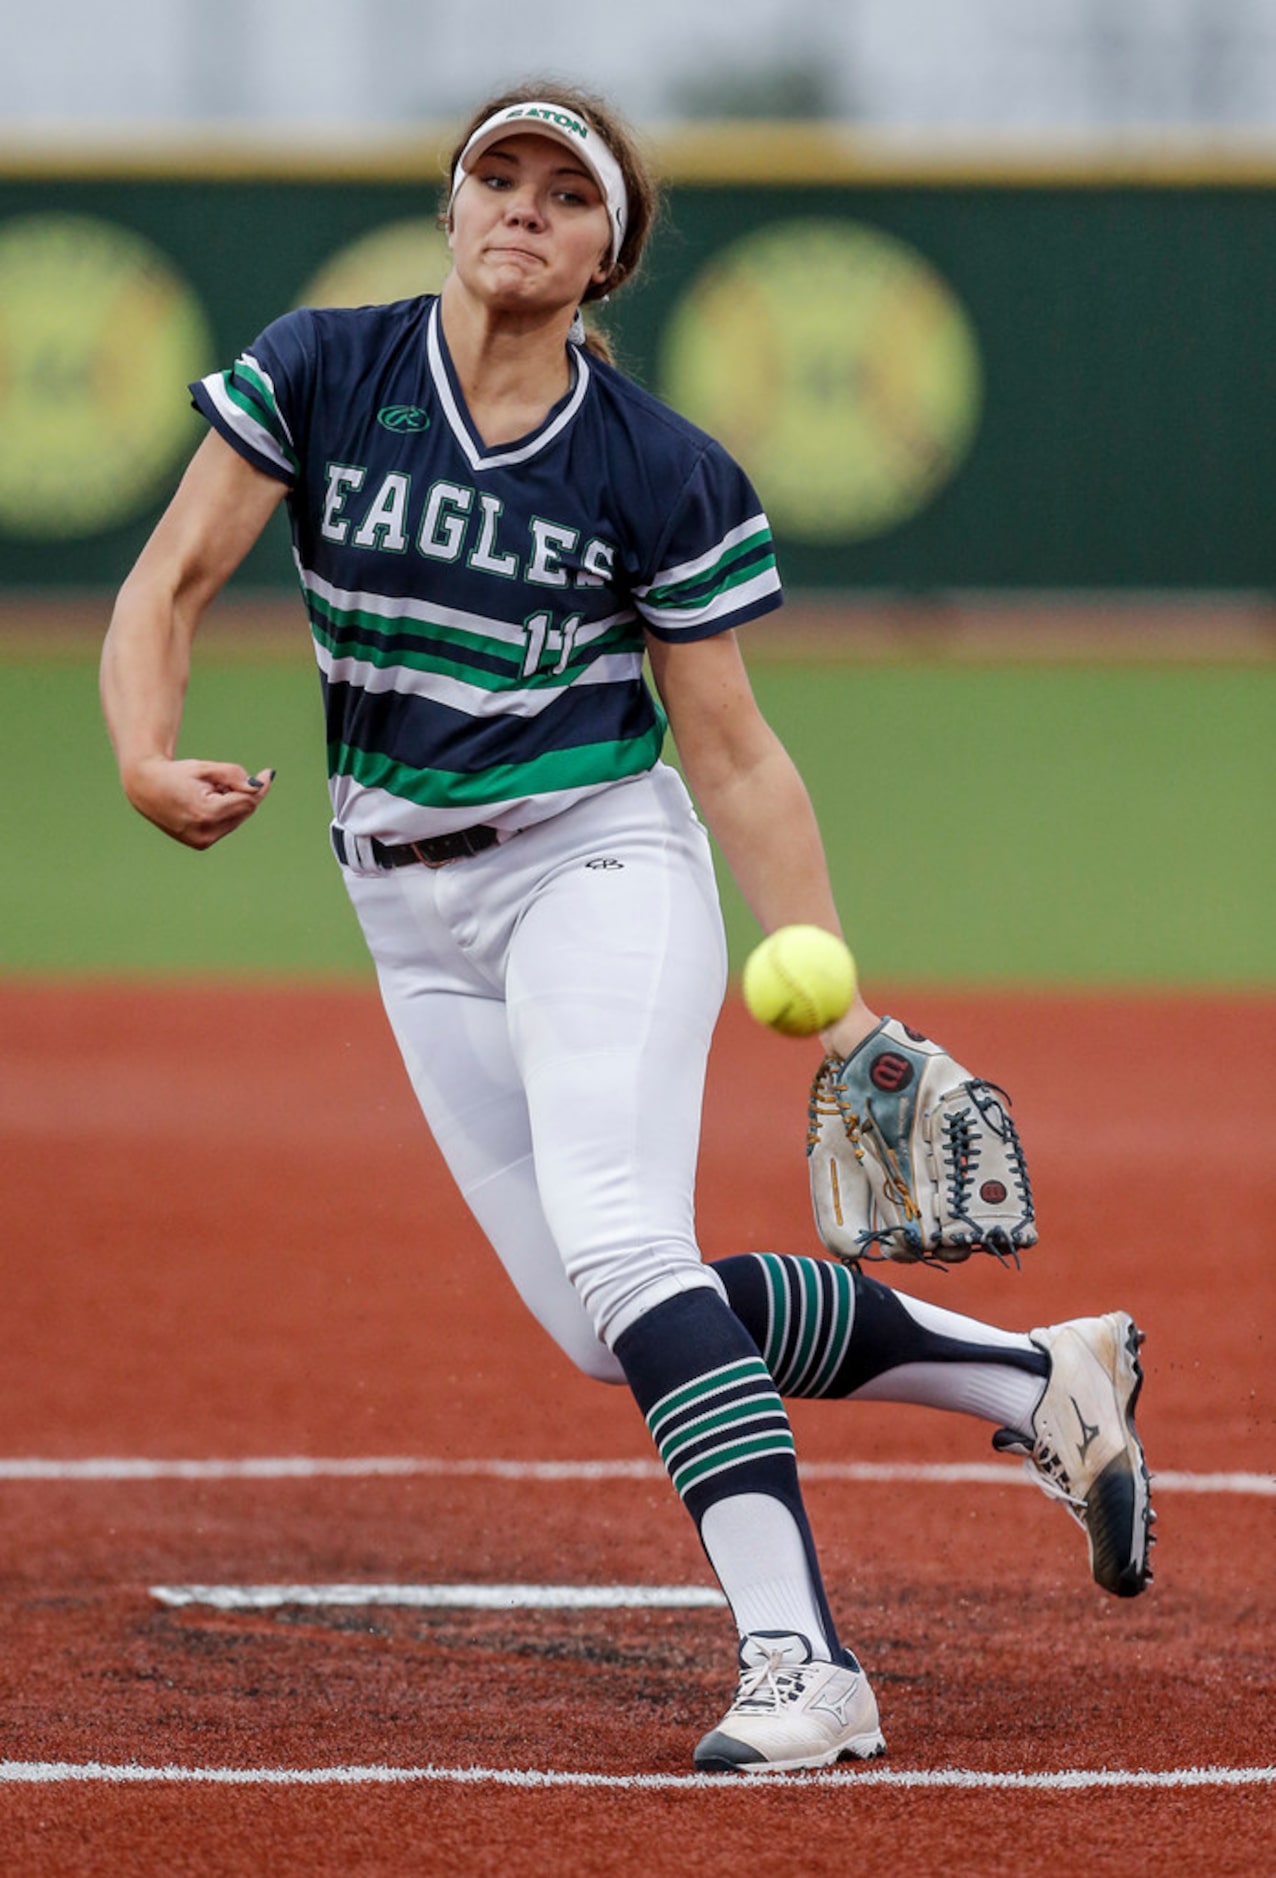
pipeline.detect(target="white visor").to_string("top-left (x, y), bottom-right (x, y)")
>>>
top-left (449, 100), bottom-right (629, 266)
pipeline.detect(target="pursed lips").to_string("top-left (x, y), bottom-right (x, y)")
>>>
top-left (484, 243), bottom-right (544, 265)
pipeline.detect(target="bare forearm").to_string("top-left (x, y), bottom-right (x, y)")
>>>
top-left (692, 736), bottom-right (879, 1053)
top-left (100, 570), bottom-right (196, 781)
top-left (696, 732), bottom-right (841, 938)
top-left (100, 570), bottom-right (273, 849)
top-left (647, 627), bottom-right (877, 1051)
top-left (100, 433), bottom-right (285, 847)
top-left (103, 428), bottom-right (286, 778)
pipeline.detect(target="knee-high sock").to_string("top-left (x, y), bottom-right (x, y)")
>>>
top-left (613, 1288), bottom-right (840, 1657)
top-left (715, 1253), bottom-right (1048, 1435)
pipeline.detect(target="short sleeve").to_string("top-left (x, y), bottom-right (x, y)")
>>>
top-left (189, 310), bottom-right (314, 485)
top-left (633, 439), bottom-right (783, 642)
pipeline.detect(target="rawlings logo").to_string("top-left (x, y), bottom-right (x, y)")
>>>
top-left (980, 1180), bottom-right (1008, 1204)
top-left (377, 405), bottom-right (430, 433)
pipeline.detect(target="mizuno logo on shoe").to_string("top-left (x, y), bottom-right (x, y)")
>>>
top-left (1071, 1395), bottom-right (1101, 1460)
top-left (811, 1680), bottom-right (861, 1726)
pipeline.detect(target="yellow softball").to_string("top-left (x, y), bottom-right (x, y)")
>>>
top-left (741, 926), bottom-right (857, 1038)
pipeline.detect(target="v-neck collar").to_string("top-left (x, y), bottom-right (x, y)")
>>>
top-left (426, 299), bottom-right (591, 473)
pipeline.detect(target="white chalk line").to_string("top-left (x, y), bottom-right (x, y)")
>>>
top-left (1, 1457), bottom-right (1271, 1494)
top-left (1, 1760), bottom-right (1272, 1792)
top-left (152, 1583), bottom-right (727, 1611)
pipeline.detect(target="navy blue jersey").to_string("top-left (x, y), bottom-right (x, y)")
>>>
top-left (192, 295), bottom-right (782, 841)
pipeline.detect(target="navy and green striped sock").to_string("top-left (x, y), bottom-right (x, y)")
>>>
top-left (715, 1252), bottom-right (1048, 1399)
top-left (613, 1286), bottom-right (840, 1655)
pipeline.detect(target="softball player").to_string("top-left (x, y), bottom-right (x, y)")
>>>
top-left (102, 81), bottom-right (1152, 1773)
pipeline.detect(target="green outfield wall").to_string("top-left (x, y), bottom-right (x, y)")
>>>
top-left (1, 140), bottom-right (1273, 594)
top-left (2, 648), bottom-right (1271, 986)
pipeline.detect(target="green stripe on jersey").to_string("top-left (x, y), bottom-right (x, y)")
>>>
top-left (644, 524), bottom-right (775, 609)
top-left (224, 375), bottom-right (299, 473)
top-left (311, 610), bottom-right (522, 690)
top-left (328, 721), bottom-right (665, 808)
top-left (235, 357), bottom-right (277, 408)
top-left (643, 551), bottom-right (778, 625)
top-left (308, 590), bottom-right (519, 672)
top-left (308, 593), bottom-right (637, 690)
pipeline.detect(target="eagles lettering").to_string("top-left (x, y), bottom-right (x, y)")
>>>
top-left (320, 462), bottom-right (616, 588)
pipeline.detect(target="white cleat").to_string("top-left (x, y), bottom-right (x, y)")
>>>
top-left (693, 1631), bottom-right (886, 1774)
top-left (994, 1311), bottom-right (1154, 1597)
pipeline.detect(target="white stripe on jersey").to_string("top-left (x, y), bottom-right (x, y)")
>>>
top-left (243, 353), bottom-right (298, 450)
top-left (635, 566), bottom-right (782, 631)
top-left (199, 370), bottom-right (297, 480)
top-left (315, 638), bottom-right (645, 720)
top-left (426, 303), bottom-right (593, 472)
top-left (302, 566), bottom-right (644, 718)
top-left (634, 514), bottom-right (773, 598)
top-left (302, 563), bottom-right (530, 649)
top-left (300, 563), bottom-right (637, 660)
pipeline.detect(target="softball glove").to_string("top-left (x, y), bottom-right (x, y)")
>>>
top-left (807, 1016), bottom-right (1037, 1267)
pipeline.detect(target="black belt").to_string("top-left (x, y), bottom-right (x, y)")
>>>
top-left (332, 824), bottom-right (502, 869)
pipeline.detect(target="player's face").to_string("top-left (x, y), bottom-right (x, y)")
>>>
top-left (448, 134), bottom-right (612, 316)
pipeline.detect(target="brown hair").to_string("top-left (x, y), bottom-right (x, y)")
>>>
top-left (441, 79), bottom-right (661, 364)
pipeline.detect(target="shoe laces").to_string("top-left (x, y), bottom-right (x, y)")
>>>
top-left (731, 1651), bottom-right (814, 1714)
top-left (1022, 1441), bottom-right (1087, 1523)
top-left (995, 1424), bottom-right (1088, 1522)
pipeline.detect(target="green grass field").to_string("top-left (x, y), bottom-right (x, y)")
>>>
top-left (2, 643), bottom-right (1272, 985)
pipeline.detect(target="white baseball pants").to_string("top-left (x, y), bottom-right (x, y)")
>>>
top-left (340, 764), bottom-right (730, 1373)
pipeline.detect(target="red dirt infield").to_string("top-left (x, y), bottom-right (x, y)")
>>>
top-left (1, 980), bottom-right (1273, 1874)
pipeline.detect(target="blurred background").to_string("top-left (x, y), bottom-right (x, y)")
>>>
top-left (8, 0), bottom-right (1276, 134)
top-left (1, 0), bottom-right (1272, 984)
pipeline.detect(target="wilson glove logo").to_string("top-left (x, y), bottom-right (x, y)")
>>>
top-left (870, 1051), bottom-right (915, 1093)
top-left (377, 404), bottom-right (430, 433)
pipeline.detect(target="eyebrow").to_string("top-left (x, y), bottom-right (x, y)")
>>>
top-left (481, 146), bottom-right (597, 185)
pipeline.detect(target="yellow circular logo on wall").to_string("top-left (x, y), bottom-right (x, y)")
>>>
top-left (295, 219), bottom-right (453, 310)
top-left (660, 219), bottom-right (983, 542)
top-left (0, 213), bottom-right (213, 538)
